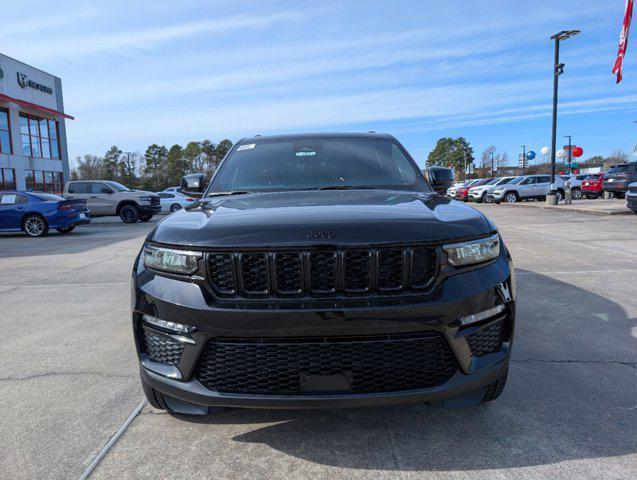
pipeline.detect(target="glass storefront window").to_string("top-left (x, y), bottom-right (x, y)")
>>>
top-left (19, 113), bottom-right (61, 159)
top-left (25, 170), bottom-right (36, 191)
top-left (0, 109), bottom-right (11, 154)
top-left (24, 170), bottom-right (63, 193)
top-left (0, 169), bottom-right (16, 190)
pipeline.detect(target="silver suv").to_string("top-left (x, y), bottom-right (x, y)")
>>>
top-left (560, 174), bottom-right (589, 200)
top-left (468, 176), bottom-right (516, 203)
top-left (64, 180), bottom-right (161, 223)
top-left (488, 174), bottom-right (566, 203)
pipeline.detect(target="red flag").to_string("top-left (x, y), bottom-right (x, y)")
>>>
top-left (613, 0), bottom-right (634, 83)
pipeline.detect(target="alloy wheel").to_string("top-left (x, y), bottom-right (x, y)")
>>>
top-left (25, 216), bottom-right (45, 236)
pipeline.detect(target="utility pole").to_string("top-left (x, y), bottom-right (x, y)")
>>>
top-left (520, 145), bottom-right (526, 175)
top-left (122, 151), bottom-right (134, 186)
top-left (463, 150), bottom-right (467, 181)
top-left (548, 29), bottom-right (580, 202)
top-left (490, 152), bottom-right (495, 177)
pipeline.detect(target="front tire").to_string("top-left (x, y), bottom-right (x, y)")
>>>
top-left (56, 225), bottom-right (76, 234)
top-left (571, 188), bottom-right (582, 200)
top-left (169, 203), bottom-right (182, 213)
top-left (120, 204), bottom-right (139, 223)
top-left (23, 214), bottom-right (49, 237)
top-left (504, 192), bottom-right (518, 203)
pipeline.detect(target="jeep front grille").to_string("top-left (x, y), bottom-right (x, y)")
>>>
top-left (206, 246), bottom-right (436, 298)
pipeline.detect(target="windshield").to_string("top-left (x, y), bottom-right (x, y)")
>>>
top-left (508, 176), bottom-right (525, 185)
top-left (207, 138), bottom-right (430, 194)
top-left (106, 181), bottom-right (131, 192)
top-left (496, 177), bottom-right (514, 185)
top-left (585, 174), bottom-right (602, 180)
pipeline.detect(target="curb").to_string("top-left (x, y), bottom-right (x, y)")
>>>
top-left (501, 202), bottom-right (632, 216)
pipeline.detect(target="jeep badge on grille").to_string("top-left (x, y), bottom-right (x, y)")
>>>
top-left (306, 230), bottom-right (334, 240)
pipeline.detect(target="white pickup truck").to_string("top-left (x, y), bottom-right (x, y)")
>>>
top-left (64, 180), bottom-right (161, 223)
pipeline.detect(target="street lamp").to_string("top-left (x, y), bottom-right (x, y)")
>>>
top-left (548, 29), bottom-right (580, 203)
top-left (490, 152), bottom-right (495, 177)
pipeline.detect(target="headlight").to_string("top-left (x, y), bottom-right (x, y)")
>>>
top-left (443, 234), bottom-right (500, 266)
top-left (492, 189), bottom-right (503, 194)
top-left (143, 245), bottom-right (201, 274)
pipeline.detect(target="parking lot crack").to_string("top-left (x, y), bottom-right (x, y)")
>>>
top-left (512, 358), bottom-right (636, 367)
top-left (380, 412), bottom-right (406, 477)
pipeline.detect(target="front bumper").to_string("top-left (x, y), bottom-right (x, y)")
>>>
top-left (627, 196), bottom-right (637, 212)
top-left (139, 204), bottom-right (162, 215)
top-left (132, 247), bottom-right (515, 409)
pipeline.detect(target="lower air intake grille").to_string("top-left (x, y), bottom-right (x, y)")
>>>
top-left (195, 333), bottom-right (457, 395)
top-left (141, 326), bottom-right (184, 365)
top-left (466, 319), bottom-right (511, 357)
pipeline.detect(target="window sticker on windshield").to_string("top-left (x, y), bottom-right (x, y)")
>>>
top-left (237, 144), bottom-right (255, 151)
top-left (295, 149), bottom-right (316, 157)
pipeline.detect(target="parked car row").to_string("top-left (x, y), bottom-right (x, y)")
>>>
top-left (447, 172), bottom-right (626, 204)
top-left (0, 181), bottom-right (197, 237)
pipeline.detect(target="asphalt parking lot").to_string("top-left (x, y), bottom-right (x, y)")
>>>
top-left (1, 207), bottom-right (635, 480)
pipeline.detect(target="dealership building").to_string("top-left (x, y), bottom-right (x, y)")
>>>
top-left (0, 53), bottom-right (72, 194)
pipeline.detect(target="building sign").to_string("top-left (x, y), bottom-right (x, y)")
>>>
top-left (17, 72), bottom-right (53, 94)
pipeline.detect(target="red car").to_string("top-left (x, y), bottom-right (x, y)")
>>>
top-left (581, 173), bottom-right (604, 198)
top-left (455, 178), bottom-right (493, 202)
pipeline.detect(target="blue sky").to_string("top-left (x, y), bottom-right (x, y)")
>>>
top-left (1, 0), bottom-right (636, 167)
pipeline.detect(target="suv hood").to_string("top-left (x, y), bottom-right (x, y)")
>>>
top-left (148, 190), bottom-right (495, 248)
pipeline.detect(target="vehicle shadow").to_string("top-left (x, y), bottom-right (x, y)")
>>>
top-left (0, 216), bottom-right (163, 258)
top-left (177, 269), bottom-right (637, 472)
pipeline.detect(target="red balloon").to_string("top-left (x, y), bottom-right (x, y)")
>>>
top-left (572, 146), bottom-right (583, 157)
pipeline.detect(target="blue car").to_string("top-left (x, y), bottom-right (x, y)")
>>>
top-left (0, 191), bottom-right (90, 237)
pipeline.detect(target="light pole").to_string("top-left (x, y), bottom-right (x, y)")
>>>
top-left (548, 30), bottom-right (580, 202)
top-left (563, 135), bottom-right (572, 175)
top-left (490, 152), bottom-right (495, 177)
top-left (519, 145), bottom-right (526, 175)
top-left (463, 150), bottom-right (467, 181)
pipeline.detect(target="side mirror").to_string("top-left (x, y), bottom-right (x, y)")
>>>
top-left (181, 173), bottom-right (206, 197)
top-left (426, 167), bottom-right (453, 194)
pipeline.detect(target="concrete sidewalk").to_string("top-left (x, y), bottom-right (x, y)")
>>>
top-left (501, 198), bottom-right (632, 216)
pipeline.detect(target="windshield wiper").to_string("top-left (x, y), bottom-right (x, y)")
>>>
top-left (315, 186), bottom-right (376, 191)
top-left (204, 190), bottom-right (252, 198)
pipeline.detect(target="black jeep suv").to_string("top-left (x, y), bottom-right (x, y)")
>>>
top-left (132, 133), bottom-right (515, 413)
top-left (603, 162), bottom-right (637, 198)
